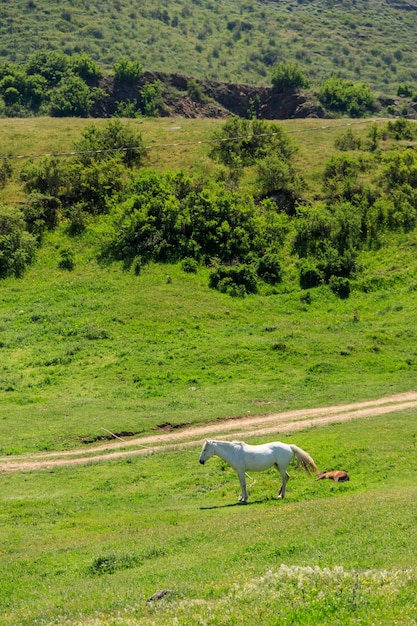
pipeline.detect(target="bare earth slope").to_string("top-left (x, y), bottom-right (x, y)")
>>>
top-left (1, 392), bottom-right (416, 473)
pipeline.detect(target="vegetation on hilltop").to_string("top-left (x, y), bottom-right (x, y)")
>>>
top-left (0, 0), bottom-right (417, 103)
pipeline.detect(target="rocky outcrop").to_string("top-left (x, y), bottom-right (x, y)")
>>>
top-left (90, 71), bottom-right (325, 120)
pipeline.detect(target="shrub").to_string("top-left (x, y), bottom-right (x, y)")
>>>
top-left (0, 158), bottom-right (12, 189)
top-left (69, 52), bottom-right (102, 81)
top-left (140, 81), bottom-right (162, 117)
top-left (74, 119), bottom-right (146, 168)
top-left (271, 62), bottom-right (309, 90)
top-left (209, 264), bottom-right (258, 296)
top-left (319, 77), bottom-right (375, 117)
top-left (58, 247), bottom-right (75, 271)
top-left (113, 59), bottom-right (142, 83)
top-left (210, 117), bottom-right (296, 168)
top-left (329, 275), bottom-right (351, 298)
top-left (0, 205), bottom-right (36, 278)
top-left (23, 193), bottom-right (60, 236)
top-left (181, 257), bottom-right (199, 273)
top-left (257, 252), bottom-right (282, 285)
top-left (187, 79), bottom-right (205, 102)
top-left (385, 118), bottom-right (417, 141)
top-left (298, 258), bottom-right (323, 289)
top-left (334, 129), bottom-right (362, 151)
top-left (25, 49), bottom-right (68, 85)
top-left (48, 74), bottom-right (92, 117)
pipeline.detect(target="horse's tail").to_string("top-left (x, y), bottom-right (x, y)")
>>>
top-left (290, 444), bottom-right (319, 476)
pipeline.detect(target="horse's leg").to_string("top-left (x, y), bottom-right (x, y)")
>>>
top-left (237, 469), bottom-right (248, 503)
top-left (276, 465), bottom-right (290, 499)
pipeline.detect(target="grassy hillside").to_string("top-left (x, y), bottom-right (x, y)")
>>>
top-left (1, 117), bottom-right (417, 625)
top-left (1, 116), bottom-right (417, 455)
top-left (1, 0), bottom-right (417, 97)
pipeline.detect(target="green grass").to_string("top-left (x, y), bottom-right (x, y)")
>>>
top-left (1, 116), bottom-right (417, 457)
top-left (0, 412), bottom-right (416, 625)
top-left (0, 0), bottom-right (416, 97)
top-left (1, 116), bottom-right (417, 624)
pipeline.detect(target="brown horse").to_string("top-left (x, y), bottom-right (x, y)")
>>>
top-left (316, 470), bottom-right (349, 482)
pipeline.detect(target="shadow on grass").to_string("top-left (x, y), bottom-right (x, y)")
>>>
top-left (200, 499), bottom-right (269, 510)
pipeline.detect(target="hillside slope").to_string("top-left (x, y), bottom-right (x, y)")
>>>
top-left (1, 0), bottom-right (417, 97)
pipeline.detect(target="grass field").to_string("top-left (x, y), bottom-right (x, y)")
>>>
top-left (1, 412), bottom-right (416, 625)
top-left (1, 116), bottom-right (417, 624)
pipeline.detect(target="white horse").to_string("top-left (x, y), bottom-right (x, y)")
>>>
top-left (199, 439), bottom-right (319, 502)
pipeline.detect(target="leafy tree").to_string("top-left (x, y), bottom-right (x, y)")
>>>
top-left (0, 205), bottom-right (36, 278)
top-left (271, 62), bottom-right (309, 90)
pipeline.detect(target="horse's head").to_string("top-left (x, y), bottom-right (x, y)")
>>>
top-left (199, 439), bottom-right (214, 465)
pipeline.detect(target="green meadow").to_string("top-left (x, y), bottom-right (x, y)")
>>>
top-left (1, 413), bottom-right (416, 625)
top-left (1, 116), bottom-right (417, 624)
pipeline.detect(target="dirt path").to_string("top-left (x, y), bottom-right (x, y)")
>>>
top-left (1, 391), bottom-right (416, 473)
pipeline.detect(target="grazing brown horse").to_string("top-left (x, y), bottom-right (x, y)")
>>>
top-left (316, 470), bottom-right (349, 482)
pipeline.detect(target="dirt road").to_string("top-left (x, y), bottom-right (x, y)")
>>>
top-left (1, 391), bottom-right (416, 473)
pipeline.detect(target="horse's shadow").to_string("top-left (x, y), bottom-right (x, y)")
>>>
top-left (200, 499), bottom-right (267, 510)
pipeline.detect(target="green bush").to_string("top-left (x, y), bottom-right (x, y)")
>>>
top-left (298, 258), bottom-right (323, 289)
top-left (210, 117), bottom-right (297, 169)
top-left (104, 172), bottom-right (269, 268)
top-left (58, 247), bottom-right (75, 271)
top-left (139, 81), bottom-right (162, 117)
top-left (0, 205), bottom-right (36, 278)
top-left (181, 257), bottom-right (199, 273)
top-left (49, 74), bottom-right (93, 117)
top-left (69, 53), bottom-right (103, 81)
top-left (329, 275), bottom-right (351, 298)
top-left (271, 62), bottom-right (309, 90)
top-left (23, 193), bottom-right (60, 237)
top-left (257, 252), bottom-right (282, 285)
top-left (319, 77), bottom-right (375, 117)
top-left (209, 264), bottom-right (258, 296)
top-left (113, 59), bottom-right (142, 83)
top-left (74, 119), bottom-right (146, 168)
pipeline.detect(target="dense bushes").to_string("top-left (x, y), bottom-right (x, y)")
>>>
top-left (0, 50), bottom-right (103, 117)
top-left (8, 115), bottom-right (417, 300)
top-left (103, 170), bottom-right (270, 267)
top-left (21, 120), bottom-right (145, 219)
top-left (319, 77), bottom-right (376, 117)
